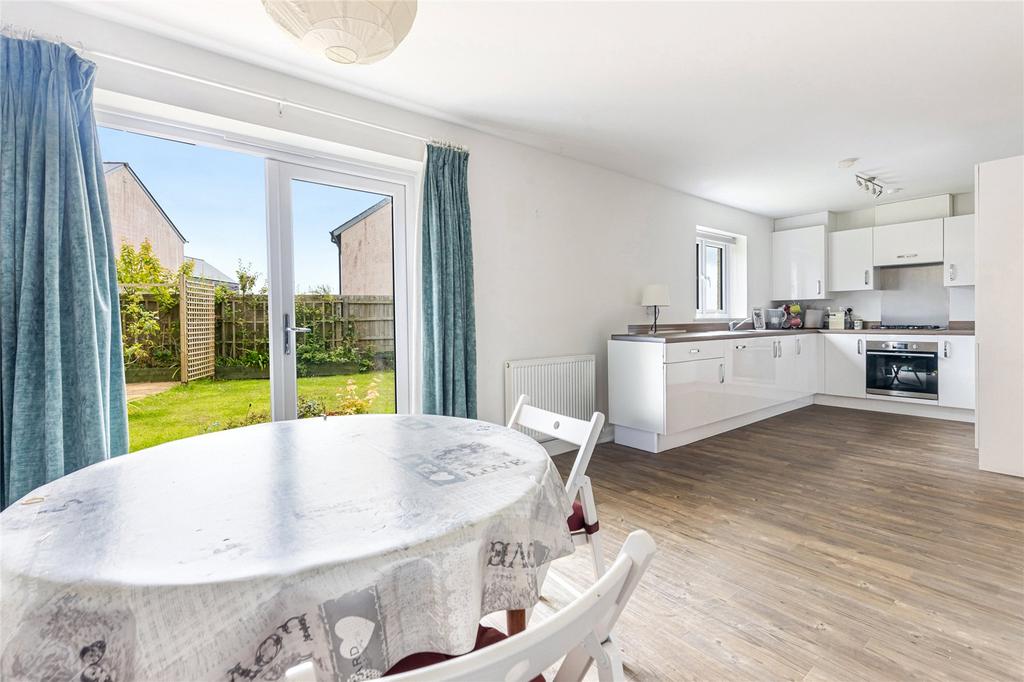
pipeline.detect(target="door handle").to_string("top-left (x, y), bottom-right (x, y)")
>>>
top-left (944, 341), bottom-right (950, 358)
top-left (283, 313), bottom-right (312, 355)
top-left (772, 341), bottom-right (777, 358)
top-left (817, 279), bottom-right (822, 295)
top-left (777, 340), bottom-right (783, 358)
top-left (719, 363), bottom-right (725, 384)
top-left (735, 344), bottom-right (747, 350)
top-left (690, 348), bottom-right (700, 353)
top-left (857, 338), bottom-right (863, 355)
top-left (897, 253), bottom-right (918, 259)
top-left (948, 263), bottom-right (956, 281)
top-left (864, 270), bottom-right (869, 286)
top-left (797, 338), bottom-right (802, 355)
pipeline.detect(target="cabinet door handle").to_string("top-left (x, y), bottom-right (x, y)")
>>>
top-left (897, 253), bottom-right (919, 259)
top-left (719, 363), bottom-right (725, 384)
top-left (948, 263), bottom-right (956, 281)
top-left (817, 279), bottom-right (822, 295)
top-left (944, 341), bottom-right (950, 358)
top-left (857, 338), bottom-right (863, 355)
top-left (864, 270), bottom-right (869, 286)
top-left (735, 344), bottom-right (747, 350)
top-left (690, 348), bottom-right (700, 354)
top-left (796, 338), bottom-right (802, 355)
top-left (777, 341), bottom-right (783, 358)
top-left (771, 341), bottom-right (777, 358)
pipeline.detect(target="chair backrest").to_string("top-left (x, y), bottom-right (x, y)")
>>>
top-left (387, 529), bottom-right (656, 682)
top-left (507, 395), bottom-right (605, 498)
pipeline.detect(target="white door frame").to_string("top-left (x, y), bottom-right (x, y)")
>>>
top-left (94, 105), bottom-right (421, 418)
top-left (266, 160), bottom-right (411, 420)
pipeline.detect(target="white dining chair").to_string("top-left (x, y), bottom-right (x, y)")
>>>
top-left (286, 530), bottom-right (656, 682)
top-left (508, 394), bottom-right (607, 578)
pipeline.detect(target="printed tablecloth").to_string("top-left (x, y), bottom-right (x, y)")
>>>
top-left (0, 415), bottom-right (575, 681)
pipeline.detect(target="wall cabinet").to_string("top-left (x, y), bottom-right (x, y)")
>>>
top-left (943, 215), bottom-right (975, 287)
top-left (938, 336), bottom-right (975, 410)
top-left (823, 334), bottom-right (866, 398)
top-left (828, 227), bottom-right (876, 291)
top-left (873, 218), bottom-right (943, 266)
top-left (771, 225), bottom-right (827, 300)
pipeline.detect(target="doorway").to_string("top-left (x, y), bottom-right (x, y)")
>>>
top-left (99, 124), bottom-right (411, 449)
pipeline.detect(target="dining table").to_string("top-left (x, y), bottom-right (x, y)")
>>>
top-left (0, 414), bottom-right (576, 682)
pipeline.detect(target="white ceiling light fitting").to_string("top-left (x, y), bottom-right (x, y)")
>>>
top-left (855, 174), bottom-right (885, 199)
top-left (838, 157), bottom-right (859, 168)
top-left (262, 0), bottom-right (417, 65)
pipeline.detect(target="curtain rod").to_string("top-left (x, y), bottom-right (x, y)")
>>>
top-left (2, 23), bottom-right (469, 149)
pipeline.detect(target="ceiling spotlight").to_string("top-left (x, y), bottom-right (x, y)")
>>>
top-left (886, 187), bottom-right (903, 195)
top-left (838, 157), bottom-right (859, 168)
top-left (854, 174), bottom-right (885, 198)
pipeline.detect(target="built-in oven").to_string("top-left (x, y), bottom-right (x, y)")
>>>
top-left (865, 340), bottom-right (939, 400)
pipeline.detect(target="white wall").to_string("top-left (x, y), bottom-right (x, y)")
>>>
top-left (5, 2), bottom-right (774, 425)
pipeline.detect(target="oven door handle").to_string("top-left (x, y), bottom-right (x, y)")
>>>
top-left (864, 350), bottom-right (937, 356)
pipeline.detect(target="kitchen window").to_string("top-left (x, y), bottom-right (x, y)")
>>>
top-left (695, 232), bottom-right (732, 317)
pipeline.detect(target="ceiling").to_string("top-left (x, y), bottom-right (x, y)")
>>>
top-left (59, 1), bottom-right (1024, 217)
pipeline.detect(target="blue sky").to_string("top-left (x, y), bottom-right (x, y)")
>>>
top-left (98, 127), bottom-right (384, 293)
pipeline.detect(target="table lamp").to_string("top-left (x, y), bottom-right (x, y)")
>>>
top-left (641, 284), bottom-right (670, 334)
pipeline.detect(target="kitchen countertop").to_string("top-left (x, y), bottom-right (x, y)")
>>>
top-left (611, 328), bottom-right (976, 343)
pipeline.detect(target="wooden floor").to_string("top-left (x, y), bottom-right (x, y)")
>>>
top-left (541, 405), bottom-right (1024, 681)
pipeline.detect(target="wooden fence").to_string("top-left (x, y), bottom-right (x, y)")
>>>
top-left (120, 290), bottom-right (394, 374)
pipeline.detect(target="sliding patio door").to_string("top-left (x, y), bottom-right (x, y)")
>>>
top-left (266, 160), bottom-right (409, 421)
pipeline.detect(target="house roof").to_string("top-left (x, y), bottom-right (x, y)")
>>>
top-left (329, 197), bottom-right (392, 244)
top-left (186, 257), bottom-right (238, 285)
top-left (103, 161), bottom-right (187, 244)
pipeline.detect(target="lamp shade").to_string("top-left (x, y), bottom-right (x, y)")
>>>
top-left (262, 0), bottom-right (417, 65)
top-left (641, 284), bottom-right (670, 307)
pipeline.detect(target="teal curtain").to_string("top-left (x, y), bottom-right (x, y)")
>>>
top-left (421, 143), bottom-right (476, 418)
top-left (0, 37), bottom-right (128, 508)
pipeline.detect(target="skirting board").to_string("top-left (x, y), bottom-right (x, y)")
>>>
top-left (813, 394), bottom-right (975, 423)
top-left (615, 397), bottom-right (815, 453)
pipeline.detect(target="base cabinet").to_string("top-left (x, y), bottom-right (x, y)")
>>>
top-left (610, 332), bottom-right (971, 454)
top-left (938, 337), bottom-right (976, 409)
top-left (823, 334), bottom-right (866, 398)
top-left (664, 358), bottom-right (728, 433)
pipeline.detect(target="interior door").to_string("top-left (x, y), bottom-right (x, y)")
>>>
top-left (266, 160), bottom-right (409, 420)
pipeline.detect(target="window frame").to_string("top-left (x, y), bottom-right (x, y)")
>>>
top-left (695, 235), bottom-right (731, 318)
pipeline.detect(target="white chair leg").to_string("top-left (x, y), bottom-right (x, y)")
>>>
top-left (598, 639), bottom-right (625, 682)
top-left (579, 477), bottom-right (606, 577)
top-left (588, 530), bottom-right (607, 578)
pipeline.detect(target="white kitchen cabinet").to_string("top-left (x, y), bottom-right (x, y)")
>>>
top-left (937, 337), bottom-right (976, 410)
top-left (664, 357), bottom-right (728, 434)
top-left (829, 227), bottom-right (876, 291)
top-left (771, 225), bottom-right (827, 300)
top-left (725, 337), bottom-right (781, 413)
top-left (976, 155), bottom-right (1023, 476)
top-left (792, 334), bottom-right (822, 395)
top-left (943, 215), bottom-right (975, 287)
top-left (823, 334), bottom-right (866, 398)
top-left (873, 218), bottom-right (943, 266)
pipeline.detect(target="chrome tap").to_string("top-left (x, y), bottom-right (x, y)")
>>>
top-left (729, 317), bottom-right (751, 332)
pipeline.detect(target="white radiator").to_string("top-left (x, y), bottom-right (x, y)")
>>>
top-left (504, 354), bottom-right (596, 443)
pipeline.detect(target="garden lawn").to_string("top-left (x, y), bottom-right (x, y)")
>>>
top-left (126, 371), bottom-right (396, 451)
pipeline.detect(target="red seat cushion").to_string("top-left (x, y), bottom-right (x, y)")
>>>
top-left (385, 626), bottom-right (544, 681)
top-left (566, 500), bottom-right (600, 535)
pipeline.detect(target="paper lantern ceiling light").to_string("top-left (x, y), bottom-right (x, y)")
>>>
top-left (262, 0), bottom-right (417, 65)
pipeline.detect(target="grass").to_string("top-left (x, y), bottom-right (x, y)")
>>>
top-left (126, 371), bottom-right (396, 451)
